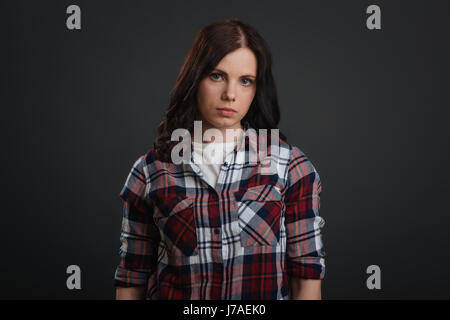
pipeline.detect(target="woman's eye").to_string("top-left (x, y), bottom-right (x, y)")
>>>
top-left (241, 78), bottom-right (253, 86)
top-left (210, 73), bottom-right (223, 81)
top-left (210, 73), bottom-right (253, 86)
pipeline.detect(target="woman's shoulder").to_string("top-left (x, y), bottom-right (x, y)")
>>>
top-left (123, 148), bottom-right (158, 181)
top-left (280, 138), bottom-right (320, 179)
top-left (278, 136), bottom-right (307, 162)
top-left (130, 147), bottom-right (182, 174)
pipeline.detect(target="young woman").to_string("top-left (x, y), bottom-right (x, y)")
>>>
top-left (114, 18), bottom-right (325, 300)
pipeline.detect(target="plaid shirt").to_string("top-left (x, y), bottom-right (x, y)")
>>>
top-left (114, 121), bottom-right (325, 300)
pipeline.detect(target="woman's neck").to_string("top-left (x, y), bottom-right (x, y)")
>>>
top-left (194, 124), bottom-right (244, 144)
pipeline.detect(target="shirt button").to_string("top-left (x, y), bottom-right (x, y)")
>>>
top-left (214, 228), bottom-right (220, 235)
top-left (223, 162), bottom-right (229, 167)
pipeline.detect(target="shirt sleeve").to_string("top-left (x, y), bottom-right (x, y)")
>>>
top-left (114, 156), bottom-right (161, 287)
top-left (284, 145), bottom-right (326, 280)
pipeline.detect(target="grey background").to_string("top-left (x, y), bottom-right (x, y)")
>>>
top-left (2, 0), bottom-right (449, 299)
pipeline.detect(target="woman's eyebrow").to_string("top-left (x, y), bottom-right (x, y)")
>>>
top-left (214, 68), bottom-right (256, 79)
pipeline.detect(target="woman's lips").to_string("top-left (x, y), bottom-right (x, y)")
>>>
top-left (217, 108), bottom-right (236, 117)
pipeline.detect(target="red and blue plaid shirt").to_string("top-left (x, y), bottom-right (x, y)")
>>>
top-left (114, 121), bottom-right (325, 299)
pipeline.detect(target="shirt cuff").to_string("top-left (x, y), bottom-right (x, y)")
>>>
top-left (286, 256), bottom-right (325, 280)
top-left (114, 264), bottom-right (152, 287)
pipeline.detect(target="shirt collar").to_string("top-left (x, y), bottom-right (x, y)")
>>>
top-left (184, 120), bottom-right (260, 173)
top-left (187, 120), bottom-right (257, 155)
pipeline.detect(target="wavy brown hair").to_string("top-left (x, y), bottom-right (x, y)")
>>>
top-left (153, 18), bottom-right (287, 162)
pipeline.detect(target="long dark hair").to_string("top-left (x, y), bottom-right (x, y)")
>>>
top-left (153, 18), bottom-right (287, 162)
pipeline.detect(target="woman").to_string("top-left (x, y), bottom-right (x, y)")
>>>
top-left (114, 18), bottom-right (325, 300)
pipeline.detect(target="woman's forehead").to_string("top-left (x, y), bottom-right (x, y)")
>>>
top-left (215, 48), bottom-right (257, 76)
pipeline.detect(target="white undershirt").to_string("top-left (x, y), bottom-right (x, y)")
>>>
top-left (192, 140), bottom-right (237, 188)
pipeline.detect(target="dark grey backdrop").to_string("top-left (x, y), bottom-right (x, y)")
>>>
top-left (2, 0), bottom-right (449, 299)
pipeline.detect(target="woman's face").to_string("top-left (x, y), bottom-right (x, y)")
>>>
top-left (196, 47), bottom-right (257, 138)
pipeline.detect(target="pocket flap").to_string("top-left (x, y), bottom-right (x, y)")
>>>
top-left (234, 184), bottom-right (282, 202)
top-left (153, 195), bottom-right (193, 218)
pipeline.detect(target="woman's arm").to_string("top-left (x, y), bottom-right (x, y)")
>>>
top-left (289, 277), bottom-right (322, 300)
top-left (114, 156), bottom-right (160, 299)
top-left (116, 286), bottom-right (146, 300)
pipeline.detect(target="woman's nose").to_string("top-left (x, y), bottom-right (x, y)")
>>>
top-left (222, 82), bottom-right (236, 101)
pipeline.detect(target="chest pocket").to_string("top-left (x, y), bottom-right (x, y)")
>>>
top-left (153, 194), bottom-right (199, 256)
top-left (234, 184), bottom-right (283, 247)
